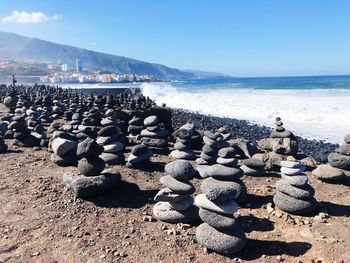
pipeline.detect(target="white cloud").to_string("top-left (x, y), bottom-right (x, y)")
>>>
top-left (2, 10), bottom-right (62, 24)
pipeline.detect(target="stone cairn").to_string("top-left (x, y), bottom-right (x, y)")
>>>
top-left (196, 131), bottom-right (220, 166)
top-left (153, 160), bottom-right (199, 223)
top-left (312, 133), bottom-right (349, 182)
top-left (63, 137), bottom-right (121, 198)
top-left (197, 131), bottom-right (247, 204)
top-left (170, 123), bottom-right (196, 160)
top-left (8, 113), bottom-right (41, 147)
top-left (127, 116), bottom-right (144, 137)
top-left (255, 117), bottom-right (299, 169)
top-left (126, 144), bottom-right (153, 168)
top-left (240, 158), bottom-right (266, 176)
top-left (194, 168), bottom-right (247, 255)
top-left (140, 115), bottom-right (168, 153)
top-left (273, 159), bottom-right (317, 215)
top-left (51, 135), bottom-right (78, 167)
top-left (0, 136), bottom-right (8, 153)
top-left (97, 123), bottom-right (125, 165)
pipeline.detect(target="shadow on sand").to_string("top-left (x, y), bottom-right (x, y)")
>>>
top-left (319, 201), bottom-right (350, 217)
top-left (85, 181), bottom-right (159, 209)
top-left (239, 239), bottom-right (312, 260)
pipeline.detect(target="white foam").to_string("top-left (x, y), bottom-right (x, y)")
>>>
top-left (141, 82), bottom-right (350, 144)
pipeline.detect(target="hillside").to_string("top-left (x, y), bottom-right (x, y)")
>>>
top-left (0, 31), bottom-right (228, 80)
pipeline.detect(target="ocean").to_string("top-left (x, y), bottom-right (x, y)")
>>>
top-left (62, 75), bottom-right (350, 144)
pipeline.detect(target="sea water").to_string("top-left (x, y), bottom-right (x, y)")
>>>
top-left (62, 75), bottom-right (350, 144)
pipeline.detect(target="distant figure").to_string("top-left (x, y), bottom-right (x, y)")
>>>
top-left (12, 74), bottom-right (17, 86)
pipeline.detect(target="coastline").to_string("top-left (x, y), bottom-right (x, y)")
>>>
top-left (169, 108), bottom-right (338, 162)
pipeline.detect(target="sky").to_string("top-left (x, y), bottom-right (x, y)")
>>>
top-left (0, 0), bottom-right (350, 77)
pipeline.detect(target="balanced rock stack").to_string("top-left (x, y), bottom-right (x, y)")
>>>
top-left (140, 115), bottom-right (168, 153)
top-left (0, 136), bottom-right (8, 153)
top-left (312, 133), bottom-right (349, 182)
top-left (170, 125), bottom-right (196, 160)
top-left (273, 160), bottom-right (317, 215)
top-left (153, 160), bottom-right (199, 223)
top-left (196, 131), bottom-right (220, 165)
top-left (97, 125), bottom-right (125, 165)
top-left (258, 117), bottom-right (299, 157)
top-left (51, 135), bottom-right (78, 166)
top-left (127, 116), bottom-right (144, 137)
top-left (9, 114), bottom-right (41, 147)
top-left (240, 158), bottom-right (266, 176)
top-left (194, 175), bottom-right (247, 255)
top-left (63, 137), bottom-right (121, 198)
top-left (198, 144), bottom-right (247, 204)
top-left (126, 144), bottom-right (153, 168)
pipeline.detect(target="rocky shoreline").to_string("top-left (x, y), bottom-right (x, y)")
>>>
top-left (170, 108), bottom-right (338, 162)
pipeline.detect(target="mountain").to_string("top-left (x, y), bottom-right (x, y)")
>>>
top-left (0, 31), bottom-right (229, 80)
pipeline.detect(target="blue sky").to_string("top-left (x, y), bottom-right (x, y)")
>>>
top-left (0, 0), bottom-right (349, 77)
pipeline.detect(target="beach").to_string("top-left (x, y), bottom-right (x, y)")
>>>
top-left (0, 83), bottom-right (349, 262)
top-left (0, 119), bottom-right (349, 262)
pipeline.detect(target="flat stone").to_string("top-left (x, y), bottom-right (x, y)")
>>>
top-left (207, 164), bottom-right (244, 180)
top-left (63, 172), bottom-right (121, 198)
top-left (328, 153), bottom-right (350, 170)
top-left (141, 129), bottom-right (167, 138)
top-left (99, 152), bottom-right (124, 165)
top-left (216, 157), bottom-right (237, 167)
top-left (98, 125), bottom-right (121, 136)
top-left (50, 150), bottom-right (78, 166)
top-left (275, 179), bottom-right (315, 199)
top-left (170, 149), bottom-right (196, 160)
top-left (196, 223), bottom-right (246, 255)
top-left (281, 160), bottom-right (302, 168)
top-left (180, 123), bottom-right (195, 131)
top-left (51, 138), bottom-right (77, 157)
top-left (201, 177), bottom-right (237, 203)
top-left (174, 141), bottom-right (189, 150)
top-left (152, 202), bottom-right (199, 223)
top-left (154, 188), bottom-right (189, 202)
top-left (194, 194), bottom-right (238, 214)
top-left (204, 131), bottom-right (219, 140)
top-left (199, 208), bottom-right (238, 231)
top-left (127, 151), bottom-right (153, 164)
top-left (172, 129), bottom-right (191, 139)
top-left (131, 144), bottom-right (149, 155)
top-left (270, 130), bottom-right (292, 138)
top-left (169, 196), bottom-right (194, 211)
top-left (312, 164), bottom-right (346, 182)
top-left (344, 133), bottom-right (350, 144)
top-left (281, 165), bottom-right (305, 175)
top-left (336, 144), bottom-right (350, 156)
top-left (160, 175), bottom-right (195, 195)
top-left (164, 160), bottom-right (196, 180)
top-left (281, 173), bottom-right (308, 186)
top-left (241, 165), bottom-right (266, 176)
top-left (200, 152), bottom-right (217, 163)
top-left (202, 144), bottom-right (217, 155)
top-left (218, 147), bottom-right (236, 158)
top-left (78, 157), bottom-right (105, 176)
top-left (77, 138), bottom-right (103, 159)
top-left (129, 117), bottom-right (142, 125)
top-left (147, 125), bottom-right (159, 132)
top-left (273, 192), bottom-right (317, 215)
top-left (140, 137), bottom-right (168, 147)
top-left (243, 158), bottom-right (265, 168)
top-left (103, 142), bottom-right (124, 153)
top-left (144, 115), bottom-right (158, 126)
top-left (96, 135), bottom-right (119, 146)
top-left (197, 165), bottom-right (211, 178)
top-left (203, 136), bottom-right (218, 148)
